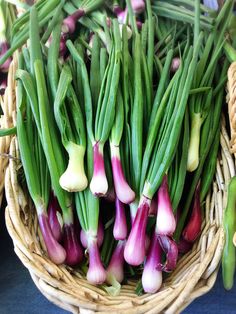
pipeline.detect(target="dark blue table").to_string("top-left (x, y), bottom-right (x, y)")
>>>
top-left (1, 205), bottom-right (236, 314)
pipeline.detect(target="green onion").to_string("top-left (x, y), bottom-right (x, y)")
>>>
top-left (54, 64), bottom-right (87, 192)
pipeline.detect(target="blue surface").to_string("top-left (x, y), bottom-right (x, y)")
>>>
top-left (1, 205), bottom-right (236, 314)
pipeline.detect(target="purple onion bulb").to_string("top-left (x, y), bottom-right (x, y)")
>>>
top-left (87, 237), bottom-right (106, 285)
top-left (156, 175), bottom-right (176, 236)
top-left (182, 182), bottom-right (202, 243)
top-left (63, 223), bottom-right (83, 266)
top-left (157, 235), bottom-right (178, 272)
top-left (106, 240), bottom-right (125, 284)
top-left (142, 232), bottom-right (162, 293)
top-left (113, 198), bottom-right (127, 240)
top-left (62, 9), bottom-right (85, 34)
top-left (110, 144), bottom-right (135, 204)
top-left (38, 213), bottom-right (66, 265)
top-left (124, 196), bottom-right (151, 266)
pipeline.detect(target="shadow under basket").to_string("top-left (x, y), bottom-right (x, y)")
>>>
top-left (4, 57), bottom-right (234, 314)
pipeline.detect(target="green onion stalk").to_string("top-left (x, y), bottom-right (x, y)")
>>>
top-left (67, 19), bottom-right (121, 197)
top-left (152, 0), bottom-right (215, 30)
top-left (53, 64), bottom-right (88, 193)
top-left (187, 90), bottom-right (213, 172)
top-left (187, 0), bottom-right (233, 172)
top-left (224, 41), bottom-right (236, 63)
top-left (126, 60), bottom-right (181, 264)
top-left (175, 62), bottom-right (228, 241)
top-left (114, 20), bottom-right (140, 240)
top-left (40, 0), bottom-right (65, 45)
top-left (124, 32), bottom-right (203, 267)
top-left (75, 138), bottom-right (106, 284)
top-left (168, 108), bottom-right (189, 213)
top-left (109, 87), bottom-right (135, 204)
top-left (222, 176), bottom-right (236, 290)
top-left (16, 53), bottom-right (66, 265)
top-left (76, 190), bottom-right (106, 285)
top-left (0, 0), bottom-right (105, 68)
top-left (120, 0), bottom-right (154, 252)
top-left (200, 125), bottom-right (221, 202)
top-left (11, 0), bottom-right (54, 40)
top-left (120, 1), bottom-right (145, 229)
top-left (16, 7), bottom-right (83, 266)
top-left (0, 0), bottom-right (61, 67)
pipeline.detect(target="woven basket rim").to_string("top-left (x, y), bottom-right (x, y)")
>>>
top-left (3, 55), bottom-right (233, 314)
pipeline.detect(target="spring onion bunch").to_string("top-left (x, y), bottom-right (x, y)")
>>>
top-left (125, 30), bottom-right (203, 266)
top-left (187, 0), bottom-right (233, 172)
top-left (110, 88), bottom-right (135, 204)
top-left (0, 0), bottom-right (233, 295)
top-left (67, 20), bottom-right (122, 197)
top-left (76, 190), bottom-right (106, 285)
top-left (16, 53), bottom-right (66, 264)
top-left (75, 136), bottom-right (106, 284)
top-left (16, 7), bottom-right (83, 266)
top-left (54, 64), bottom-right (87, 192)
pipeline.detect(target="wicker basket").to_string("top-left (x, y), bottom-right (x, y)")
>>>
top-left (3, 54), bottom-right (235, 314)
top-left (0, 58), bottom-right (17, 206)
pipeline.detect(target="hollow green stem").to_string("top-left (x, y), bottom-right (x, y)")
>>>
top-left (222, 176), bottom-right (236, 290)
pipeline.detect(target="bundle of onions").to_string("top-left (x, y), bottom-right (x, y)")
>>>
top-left (0, 0), bottom-right (233, 299)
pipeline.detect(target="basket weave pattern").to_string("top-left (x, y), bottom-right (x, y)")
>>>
top-left (3, 57), bottom-right (234, 314)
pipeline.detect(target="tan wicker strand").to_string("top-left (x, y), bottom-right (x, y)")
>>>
top-left (227, 61), bottom-right (236, 154)
top-left (202, 228), bottom-right (225, 279)
top-left (3, 57), bottom-right (233, 314)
